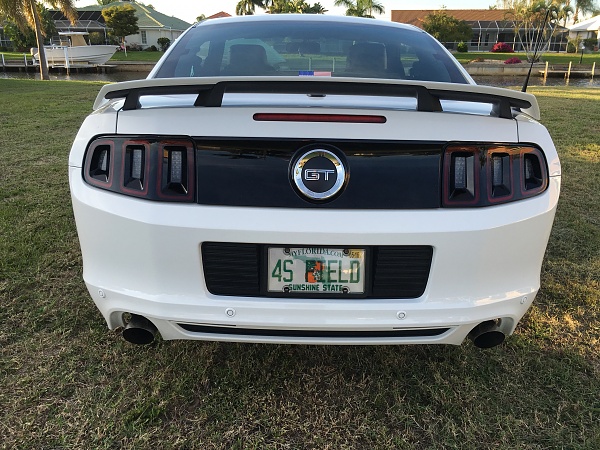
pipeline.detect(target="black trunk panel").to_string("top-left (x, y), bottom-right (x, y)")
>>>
top-left (195, 139), bottom-right (442, 209)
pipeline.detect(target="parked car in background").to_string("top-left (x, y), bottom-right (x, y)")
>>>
top-left (69, 15), bottom-right (560, 348)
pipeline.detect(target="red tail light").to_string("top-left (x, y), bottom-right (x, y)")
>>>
top-left (443, 144), bottom-right (548, 207)
top-left (83, 137), bottom-right (195, 202)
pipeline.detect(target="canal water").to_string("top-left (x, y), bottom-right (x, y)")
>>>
top-left (1, 69), bottom-right (598, 88)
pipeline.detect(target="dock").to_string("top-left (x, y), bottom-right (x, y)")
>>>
top-left (540, 62), bottom-right (596, 80)
top-left (1, 53), bottom-right (116, 74)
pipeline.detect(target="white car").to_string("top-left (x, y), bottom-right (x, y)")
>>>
top-left (69, 15), bottom-right (560, 348)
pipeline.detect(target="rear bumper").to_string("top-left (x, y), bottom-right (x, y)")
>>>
top-left (70, 167), bottom-right (560, 345)
top-left (87, 284), bottom-right (536, 345)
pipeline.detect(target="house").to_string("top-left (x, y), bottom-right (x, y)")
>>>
top-left (49, 0), bottom-right (191, 50)
top-left (568, 15), bottom-right (600, 48)
top-left (391, 9), bottom-right (568, 52)
top-left (206, 12), bottom-right (232, 20)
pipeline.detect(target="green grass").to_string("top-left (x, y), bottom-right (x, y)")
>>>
top-left (0, 79), bottom-right (598, 449)
top-left (453, 51), bottom-right (600, 66)
top-left (109, 50), bottom-right (164, 62)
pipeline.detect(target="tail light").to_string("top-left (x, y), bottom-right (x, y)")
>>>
top-left (83, 137), bottom-right (195, 202)
top-left (443, 144), bottom-right (548, 207)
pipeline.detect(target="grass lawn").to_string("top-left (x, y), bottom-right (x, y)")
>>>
top-left (453, 51), bottom-right (600, 66)
top-left (0, 79), bottom-right (598, 449)
top-left (109, 50), bottom-right (164, 62)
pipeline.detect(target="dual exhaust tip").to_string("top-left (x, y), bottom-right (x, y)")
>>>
top-left (121, 314), bottom-right (506, 348)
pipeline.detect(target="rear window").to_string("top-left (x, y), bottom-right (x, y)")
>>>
top-left (154, 19), bottom-right (468, 84)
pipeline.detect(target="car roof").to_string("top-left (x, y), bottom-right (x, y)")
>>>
top-left (195, 13), bottom-right (423, 32)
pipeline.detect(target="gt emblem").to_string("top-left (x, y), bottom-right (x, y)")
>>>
top-left (304, 169), bottom-right (336, 181)
top-left (292, 148), bottom-right (347, 201)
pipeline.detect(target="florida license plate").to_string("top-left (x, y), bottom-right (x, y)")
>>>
top-left (268, 247), bottom-right (365, 294)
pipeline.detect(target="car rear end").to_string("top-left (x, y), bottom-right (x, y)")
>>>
top-left (68, 16), bottom-right (560, 347)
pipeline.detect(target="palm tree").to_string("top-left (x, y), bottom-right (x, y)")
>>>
top-left (334, 0), bottom-right (384, 18)
top-left (236, 0), bottom-right (264, 15)
top-left (572, 0), bottom-right (597, 22)
top-left (304, 2), bottom-right (328, 13)
top-left (0, 0), bottom-right (77, 80)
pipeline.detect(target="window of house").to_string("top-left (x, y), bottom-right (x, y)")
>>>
top-left (141, 31), bottom-right (147, 45)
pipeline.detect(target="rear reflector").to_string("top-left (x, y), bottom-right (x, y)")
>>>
top-left (253, 113), bottom-right (386, 123)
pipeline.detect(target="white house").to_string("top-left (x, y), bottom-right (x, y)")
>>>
top-left (51, 0), bottom-right (191, 50)
top-left (568, 15), bottom-right (600, 48)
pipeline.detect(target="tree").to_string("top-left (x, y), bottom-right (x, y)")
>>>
top-left (236, 0), bottom-right (328, 14)
top-left (505, 0), bottom-right (572, 61)
top-left (422, 10), bottom-right (473, 43)
top-left (195, 13), bottom-right (206, 22)
top-left (236, 0), bottom-right (263, 15)
top-left (0, 0), bottom-right (77, 80)
top-left (156, 36), bottom-right (169, 51)
top-left (96, 0), bottom-right (118, 4)
top-left (102, 4), bottom-right (139, 54)
top-left (334, 0), bottom-right (384, 18)
top-left (304, 2), bottom-right (327, 13)
top-left (3, 3), bottom-right (55, 51)
top-left (571, 0), bottom-right (598, 22)
top-left (267, 0), bottom-right (323, 13)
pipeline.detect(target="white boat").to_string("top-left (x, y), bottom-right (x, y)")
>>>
top-left (32, 32), bottom-right (118, 66)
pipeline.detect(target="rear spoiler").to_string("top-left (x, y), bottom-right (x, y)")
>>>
top-left (94, 76), bottom-right (540, 120)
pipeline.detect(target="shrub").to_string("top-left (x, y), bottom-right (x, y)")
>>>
top-left (583, 38), bottom-right (598, 51)
top-left (157, 37), bottom-right (171, 52)
top-left (504, 57), bottom-right (522, 64)
top-left (491, 42), bottom-right (514, 53)
top-left (145, 45), bottom-right (158, 51)
top-left (457, 41), bottom-right (468, 53)
top-left (88, 32), bottom-right (106, 45)
top-left (127, 43), bottom-right (142, 51)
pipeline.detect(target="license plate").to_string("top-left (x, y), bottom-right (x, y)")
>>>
top-left (268, 247), bottom-right (365, 294)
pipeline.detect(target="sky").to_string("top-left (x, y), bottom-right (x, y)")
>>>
top-left (76, 1), bottom-right (499, 25)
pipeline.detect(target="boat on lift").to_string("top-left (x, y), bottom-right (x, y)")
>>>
top-left (32, 32), bottom-right (118, 66)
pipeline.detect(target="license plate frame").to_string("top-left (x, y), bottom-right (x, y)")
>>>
top-left (267, 247), bottom-right (366, 296)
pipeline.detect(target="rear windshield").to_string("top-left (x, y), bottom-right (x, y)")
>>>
top-left (154, 19), bottom-right (468, 83)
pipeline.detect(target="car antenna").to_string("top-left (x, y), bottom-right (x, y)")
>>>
top-left (522, 9), bottom-right (551, 93)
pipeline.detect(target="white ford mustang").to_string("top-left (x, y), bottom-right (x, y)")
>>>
top-left (69, 15), bottom-right (560, 347)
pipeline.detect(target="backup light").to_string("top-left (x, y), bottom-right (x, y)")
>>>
top-left (122, 143), bottom-right (148, 194)
top-left (444, 148), bottom-right (478, 205)
top-left (169, 150), bottom-right (183, 184)
top-left (131, 148), bottom-right (143, 179)
top-left (159, 143), bottom-right (194, 200)
top-left (454, 156), bottom-right (467, 189)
